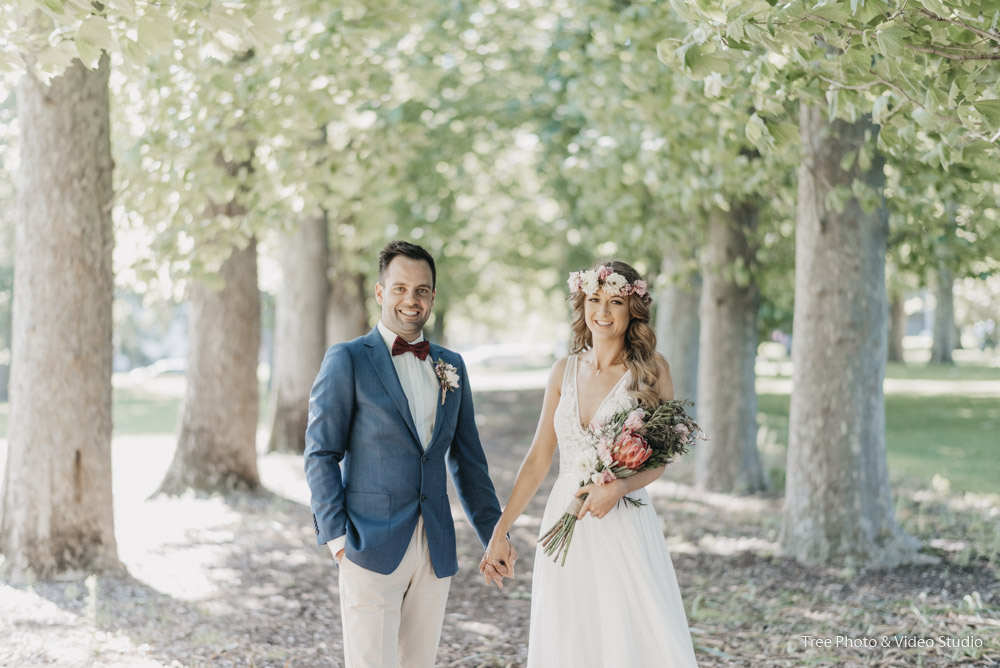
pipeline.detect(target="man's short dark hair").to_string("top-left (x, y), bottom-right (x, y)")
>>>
top-left (378, 240), bottom-right (437, 289)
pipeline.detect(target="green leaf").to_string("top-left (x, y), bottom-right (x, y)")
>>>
top-left (137, 15), bottom-right (174, 56)
top-left (768, 122), bottom-right (799, 145)
top-left (76, 15), bottom-right (112, 69)
top-left (681, 43), bottom-right (731, 78)
top-left (875, 24), bottom-right (908, 57)
top-left (872, 94), bottom-right (891, 124)
top-left (972, 100), bottom-right (1000, 130)
top-left (745, 113), bottom-right (763, 143)
top-left (948, 81), bottom-right (961, 107)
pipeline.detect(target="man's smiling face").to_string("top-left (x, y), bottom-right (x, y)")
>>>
top-left (375, 255), bottom-right (435, 340)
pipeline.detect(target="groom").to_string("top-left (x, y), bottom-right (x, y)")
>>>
top-left (305, 240), bottom-right (516, 668)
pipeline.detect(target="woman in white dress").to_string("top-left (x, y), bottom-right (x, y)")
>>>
top-left (481, 260), bottom-right (699, 667)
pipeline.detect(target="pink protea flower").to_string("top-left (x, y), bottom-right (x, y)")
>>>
top-left (597, 265), bottom-right (613, 280)
top-left (623, 408), bottom-right (645, 433)
top-left (613, 433), bottom-right (652, 470)
top-left (591, 469), bottom-right (617, 486)
top-left (632, 279), bottom-right (647, 297)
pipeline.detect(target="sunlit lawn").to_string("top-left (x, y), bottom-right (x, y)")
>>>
top-left (757, 392), bottom-right (1000, 497)
top-left (0, 359), bottom-right (997, 496)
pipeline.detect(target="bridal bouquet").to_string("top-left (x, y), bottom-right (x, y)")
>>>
top-left (540, 399), bottom-right (703, 566)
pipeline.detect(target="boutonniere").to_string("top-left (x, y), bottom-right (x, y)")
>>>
top-left (433, 358), bottom-right (459, 406)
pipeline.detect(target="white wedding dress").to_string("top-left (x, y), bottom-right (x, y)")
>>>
top-left (527, 355), bottom-right (699, 667)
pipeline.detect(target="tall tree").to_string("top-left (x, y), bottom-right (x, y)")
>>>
top-left (326, 239), bottom-right (370, 347)
top-left (655, 249), bottom-right (700, 407)
top-left (781, 110), bottom-right (915, 567)
top-left (159, 239), bottom-right (261, 493)
top-left (696, 205), bottom-right (769, 494)
top-left (267, 216), bottom-right (329, 454)
top-left (1, 56), bottom-right (120, 578)
top-left (887, 285), bottom-right (907, 363)
top-left (672, 0), bottom-right (1000, 566)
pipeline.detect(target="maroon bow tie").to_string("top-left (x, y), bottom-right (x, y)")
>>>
top-left (392, 336), bottom-right (430, 361)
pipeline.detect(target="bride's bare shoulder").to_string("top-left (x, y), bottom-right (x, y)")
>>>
top-left (548, 356), bottom-right (571, 394)
top-left (653, 354), bottom-right (674, 401)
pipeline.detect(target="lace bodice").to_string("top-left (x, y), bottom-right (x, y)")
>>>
top-left (552, 355), bottom-right (635, 480)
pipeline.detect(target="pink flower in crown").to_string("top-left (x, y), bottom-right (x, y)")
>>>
top-left (597, 265), bottom-right (613, 281)
top-left (623, 408), bottom-right (645, 433)
top-left (632, 279), bottom-right (647, 297)
top-left (567, 272), bottom-right (583, 293)
top-left (591, 469), bottom-right (617, 486)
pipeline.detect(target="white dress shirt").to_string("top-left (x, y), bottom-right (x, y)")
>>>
top-left (328, 321), bottom-right (439, 556)
top-left (375, 319), bottom-right (439, 449)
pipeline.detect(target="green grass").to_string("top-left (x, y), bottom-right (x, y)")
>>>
top-left (757, 392), bottom-right (1000, 496)
top-left (112, 387), bottom-right (184, 434)
top-left (0, 384), bottom-right (270, 438)
top-left (885, 361), bottom-right (1000, 382)
top-left (1, 365), bottom-right (997, 497)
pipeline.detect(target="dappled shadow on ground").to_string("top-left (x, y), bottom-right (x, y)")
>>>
top-left (2, 388), bottom-right (998, 667)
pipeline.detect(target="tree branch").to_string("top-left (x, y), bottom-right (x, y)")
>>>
top-left (917, 8), bottom-right (1000, 46)
top-left (906, 43), bottom-right (1000, 60)
top-left (870, 75), bottom-right (963, 125)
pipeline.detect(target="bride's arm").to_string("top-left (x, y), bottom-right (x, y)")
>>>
top-left (479, 357), bottom-right (566, 582)
top-left (575, 356), bottom-right (676, 519)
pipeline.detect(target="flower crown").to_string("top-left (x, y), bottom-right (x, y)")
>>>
top-left (567, 265), bottom-right (651, 302)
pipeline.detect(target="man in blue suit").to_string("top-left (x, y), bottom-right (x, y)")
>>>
top-left (305, 240), bottom-right (516, 668)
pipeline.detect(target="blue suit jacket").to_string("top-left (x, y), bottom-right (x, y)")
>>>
top-left (304, 328), bottom-right (502, 578)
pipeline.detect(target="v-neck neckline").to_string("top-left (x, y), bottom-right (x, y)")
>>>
top-left (574, 355), bottom-right (629, 432)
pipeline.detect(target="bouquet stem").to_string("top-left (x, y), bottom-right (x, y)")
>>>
top-left (539, 494), bottom-right (586, 566)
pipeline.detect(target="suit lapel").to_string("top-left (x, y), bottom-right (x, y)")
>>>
top-left (426, 343), bottom-right (457, 450)
top-left (363, 328), bottom-right (422, 446)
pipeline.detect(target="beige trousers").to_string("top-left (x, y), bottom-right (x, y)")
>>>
top-left (338, 516), bottom-right (452, 668)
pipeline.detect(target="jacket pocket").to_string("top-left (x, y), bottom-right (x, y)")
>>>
top-left (345, 491), bottom-right (391, 550)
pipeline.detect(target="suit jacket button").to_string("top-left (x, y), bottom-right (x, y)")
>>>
top-left (420, 494), bottom-right (427, 502)
top-left (421, 455), bottom-right (429, 463)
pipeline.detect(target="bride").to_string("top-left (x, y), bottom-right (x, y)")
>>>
top-left (481, 260), bottom-right (699, 667)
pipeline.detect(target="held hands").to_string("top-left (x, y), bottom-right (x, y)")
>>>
top-left (575, 479), bottom-right (627, 520)
top-left (479, 533), bottom-right (518, 588)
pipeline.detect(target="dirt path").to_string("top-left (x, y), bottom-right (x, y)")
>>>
top-left (2, 388), bottom-right (998, 667)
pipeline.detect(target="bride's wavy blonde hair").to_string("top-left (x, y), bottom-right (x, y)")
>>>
top-left (569, 260), bottom-right (663, 408)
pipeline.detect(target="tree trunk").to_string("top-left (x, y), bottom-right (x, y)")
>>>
top-left (887, 288), bottom-right (906, 363)
top-left (326, 259), bottom-right (369, 346)
top-left (780, 107), bottom-right (916, 568)
top-left (158, 241), bottom-right (261, 494)
top-left (654, 248), bottom-right (700, 409)
top-left (929, 261), bottom-right (955, 364)
top-left (267, 217), bottom-right (329, 454)
top-left (428, 307), bottom-right (447, 345)
top-left (695, 206), bottom-right (768, 494)
top-left (1, 57), bottom-right (121, 579)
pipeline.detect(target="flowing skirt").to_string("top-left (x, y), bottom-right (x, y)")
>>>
top-left (527, 474), bottom-right (699, 668)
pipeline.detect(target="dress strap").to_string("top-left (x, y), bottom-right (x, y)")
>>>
top-left (560, 355), bottom-right (578, 398)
